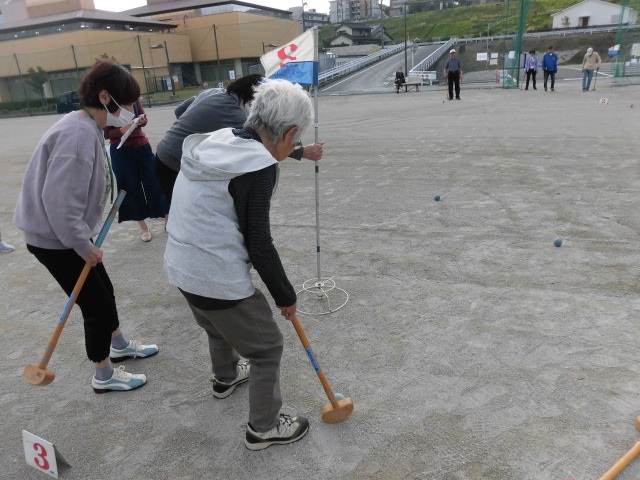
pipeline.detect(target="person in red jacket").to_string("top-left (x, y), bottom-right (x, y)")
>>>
top-left (104, 100), bottom-right (168, 242)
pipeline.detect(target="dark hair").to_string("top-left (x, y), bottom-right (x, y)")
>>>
top-left (548, 45), bottom-right (554, 50)
top-left (226, 73), bottom-right (263, 105)
top-left (78, 60), bottom-right (140, 112)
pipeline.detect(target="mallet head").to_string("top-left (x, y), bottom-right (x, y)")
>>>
top-left (321, 396), bottom-right (354, 423)
top-left (23, 364), bottom-right (55, 385)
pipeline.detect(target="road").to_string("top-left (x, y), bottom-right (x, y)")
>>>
top-left (319, 44), bottom-right (440, 95)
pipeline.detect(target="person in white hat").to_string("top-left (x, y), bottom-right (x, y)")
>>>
top-left (444, 49), bottom-right (463, 100)
top-left (581, 47), bottom-right (601, 92)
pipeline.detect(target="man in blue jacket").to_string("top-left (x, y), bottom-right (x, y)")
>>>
top-left (542, 45), bottom-right (558, 92)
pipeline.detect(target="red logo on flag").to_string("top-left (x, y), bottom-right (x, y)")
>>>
top-left (277, 44), bottom-right (298, 67)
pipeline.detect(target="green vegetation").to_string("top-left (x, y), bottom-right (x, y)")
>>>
top-left (0, 97), bottom-right (56, 115)
top-left (320, 0), bottom-right (626, 45)
top-left (143, 86), bottom-right (200, 104)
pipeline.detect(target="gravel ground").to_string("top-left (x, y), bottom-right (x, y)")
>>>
top-left (2, 76), bottom-right (640, 479)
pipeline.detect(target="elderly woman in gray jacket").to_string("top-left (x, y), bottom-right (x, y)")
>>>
top-left (165, 79), bottom-right (313, 451)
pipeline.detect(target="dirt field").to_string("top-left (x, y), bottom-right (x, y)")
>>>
top-left (2, 77), bottom-right (640, 479)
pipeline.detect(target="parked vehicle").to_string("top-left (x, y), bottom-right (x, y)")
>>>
top-left (56, 91), bottom-right (80, 113)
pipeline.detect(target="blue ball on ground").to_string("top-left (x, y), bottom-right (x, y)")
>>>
top-left (334, 393), bottom-right (346, 401)
top-left (434, 195), bottom-right (441, 201)
top-left (554, 238), bottom-right (563, 247)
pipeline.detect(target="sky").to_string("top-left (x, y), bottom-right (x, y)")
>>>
top-left (94, 1), bottom-right (334, 14)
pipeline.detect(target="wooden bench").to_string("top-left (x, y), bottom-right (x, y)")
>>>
top-left (395, 77), bottom-right (422, 92)
top-left (400, 81), bottom-right (421, 92)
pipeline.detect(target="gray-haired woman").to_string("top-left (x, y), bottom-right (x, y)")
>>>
top-left (165, 79), bottom-right (314, 451)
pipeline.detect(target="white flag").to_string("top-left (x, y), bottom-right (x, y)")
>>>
top-left (260, 28), bottom-right (318, 86)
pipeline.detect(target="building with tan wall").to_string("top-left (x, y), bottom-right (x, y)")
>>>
top-left (123, 1), bottom-right (301, 87)
top-left (0, 0), bottom-right (301, 101)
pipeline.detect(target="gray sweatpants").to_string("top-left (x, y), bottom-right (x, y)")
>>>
top-left (187, 289), bottom-right (284, 432)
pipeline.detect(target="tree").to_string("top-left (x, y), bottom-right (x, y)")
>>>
top-left (25, 66), bottom-right (48, 105)
top-left (96, 52), bottom-right (118, 62)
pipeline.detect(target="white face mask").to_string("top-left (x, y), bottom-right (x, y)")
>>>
top-left (104, 96), bottom-right (135, 127)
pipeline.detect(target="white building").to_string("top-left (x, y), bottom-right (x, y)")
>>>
top-left (289, 7), bottom-right (330, 32)
top-left (551, 0), bottom-right (637, 29)
top-left (329, 0), bottom-right (382, 23)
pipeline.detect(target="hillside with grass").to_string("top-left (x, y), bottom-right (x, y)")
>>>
top-left (319, 0), bottom-right (629, 47)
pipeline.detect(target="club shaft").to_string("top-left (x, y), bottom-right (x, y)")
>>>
top-left (291, 315), bottom-right (339, 405)
top-left (35, 190), bottom-right (126, 370)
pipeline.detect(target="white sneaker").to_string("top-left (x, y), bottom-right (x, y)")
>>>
top-left (110, 340), bottom-right (159, 362)
top-left (245, 414), bottom-right (309, 451)
top-left (92, 365), bottom-right (147, 394)
top-left (0, 241), bottom-right (15, 253)
top-left (211, 360), bottom-right (250, 399)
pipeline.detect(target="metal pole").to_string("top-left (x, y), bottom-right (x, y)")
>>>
top-left (14, 53), bottom-right (32, 116)
top-left (136, 35), bottom-right (152, 108)
top-left (313, 86), bottom-right (321, 282)
top-left (487, 23), bottom-right (490, 69)
top-left (380, 0), bottom-right (384, 48)
top-left (213, 24), bottom-right (221, 66)
top-left (163, 41), bottom-right (175, 96)
top-left (71, 44), bottom-right (80, 79)
top-left (301, 0), bottom-right (306, 32)
top-left (404, 4), bottom-right (408, 74)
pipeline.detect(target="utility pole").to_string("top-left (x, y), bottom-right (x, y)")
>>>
top-left (213, 24), bottom-right (221, 66)
top-left (404, 4), bottom-right (408, 74)
top-left (164, 41), bottom-right (175, 96)
top-left (14, 53), bottom-right (31, 115)
top-left (380, 0), bottom-right (384, 48)
top-left (136, 35), bottom-right (152, 108)
top-left (70, 44), bottom-right (80, 79)
top-left (301, 1), bottom-right (307, 32)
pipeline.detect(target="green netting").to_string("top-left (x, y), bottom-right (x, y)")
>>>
top-left (612, 0), bottom-right (640, 87)
top-left (500, 0), bottom-right (531, 89)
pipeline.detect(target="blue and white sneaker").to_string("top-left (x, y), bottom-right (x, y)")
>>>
top-left (92, 366), bottom-right (147, 394)
top-left (0, 241), bottom-right (15, 253)
top-left (110, 340), bottom-right (159, 363)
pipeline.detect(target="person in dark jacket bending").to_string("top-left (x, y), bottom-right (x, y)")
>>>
top-left (154, 74), bottom-right (324, 203)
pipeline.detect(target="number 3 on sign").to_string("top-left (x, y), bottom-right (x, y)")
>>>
top-left (22, 430), bottom-right (61, 478)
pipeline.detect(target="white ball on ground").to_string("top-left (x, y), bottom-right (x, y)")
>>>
top-left (334, 393), bottom-right (346, 401)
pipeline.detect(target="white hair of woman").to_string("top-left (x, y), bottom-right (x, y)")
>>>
top-left (244, 79), bottom-right (314, 145)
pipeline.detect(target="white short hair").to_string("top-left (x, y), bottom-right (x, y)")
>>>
top-left (244, 79), bottom-right (314, 145)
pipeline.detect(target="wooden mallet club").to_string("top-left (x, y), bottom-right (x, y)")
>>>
top-left (23, 190), bottom-right (126, 386)
top-left (597, 416), bottom-right (640, 480)
top-left (290, 315), bottom-right (354, 423)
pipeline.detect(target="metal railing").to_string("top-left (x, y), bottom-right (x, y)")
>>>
top-left (318, 43), bottom-right (405, 86)
top-left (317, 24), bottom-right (640, 89)
top-left (408, 38), bottom-right (456, 80)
